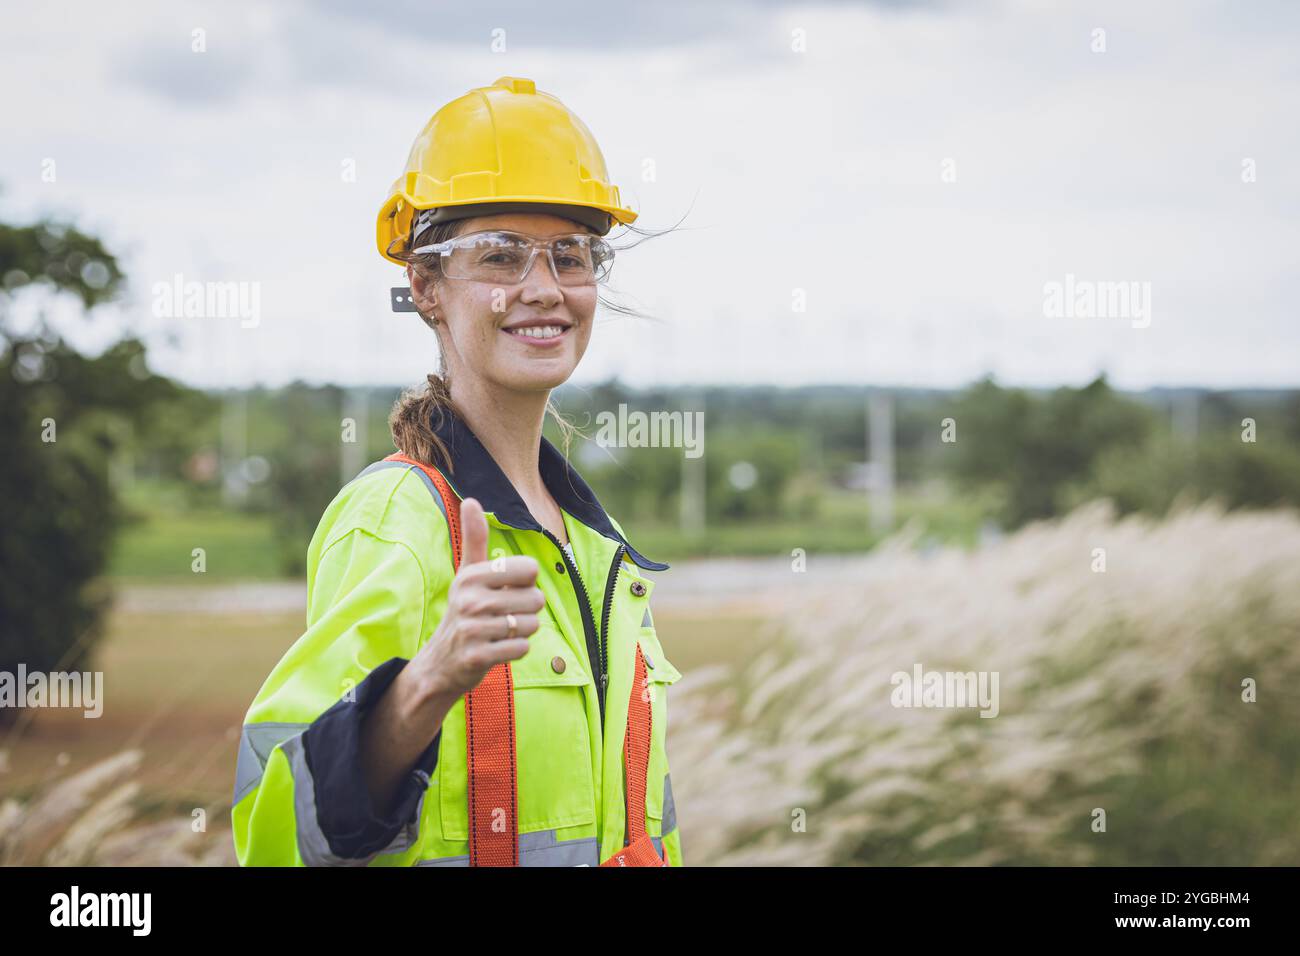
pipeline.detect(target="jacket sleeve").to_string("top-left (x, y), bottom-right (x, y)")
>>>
top-left (231, 527), bottom-right (443, 866)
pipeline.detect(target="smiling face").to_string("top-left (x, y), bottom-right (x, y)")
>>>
top-left (408, 212), bottom-right (600, 396)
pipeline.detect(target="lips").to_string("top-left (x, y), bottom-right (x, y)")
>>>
top-left (504, 324), bottom-right (568, 340)
top-left (503, 316), bottom-right (572, 330)
top-left (499, 325), bottom-right (566, 348)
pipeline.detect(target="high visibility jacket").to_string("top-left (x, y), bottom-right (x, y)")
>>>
top-left (230, 404), bottom-right (683, 866)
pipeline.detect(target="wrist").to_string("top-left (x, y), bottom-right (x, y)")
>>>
top-left (396, 659), bottom-right (458, 725)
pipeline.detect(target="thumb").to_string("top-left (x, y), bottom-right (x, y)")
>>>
top-left (458, 497), bottom-right (489, 567)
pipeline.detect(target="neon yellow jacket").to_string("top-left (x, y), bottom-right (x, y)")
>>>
top-left (231, 406), bottom-right (682, 866)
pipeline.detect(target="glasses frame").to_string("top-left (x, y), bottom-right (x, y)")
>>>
top-left (409, 229), bottom-right (614, 286)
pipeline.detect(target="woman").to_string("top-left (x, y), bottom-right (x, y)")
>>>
top-left (231, 77), bottom-right (683, 867)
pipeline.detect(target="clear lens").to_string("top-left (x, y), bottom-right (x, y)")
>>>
top-left (582, 237), bottom-right (615, 282)
top-left (447, 233), bottom-right (531, 280)
top-left (440, 231), bottom-right (613, 285)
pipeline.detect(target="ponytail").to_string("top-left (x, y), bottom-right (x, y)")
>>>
top-left (388, 372), bottom-right (458, 474)
top-left (387, 371), bottom-right (583, 475)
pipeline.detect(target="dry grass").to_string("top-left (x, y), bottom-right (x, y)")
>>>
top-left (669, 498), bottom-right (1300, 865)
top-left (0, 749), bottom-right (235, 866)
top-left (7, 498), bottom-right (1297, 866)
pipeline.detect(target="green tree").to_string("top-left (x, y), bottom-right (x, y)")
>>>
top-left (0, 213), bottom-right (181, 722)
top-left (260, 383), bottom-right (350, 575)
top-left (947, 376), bottom-right (1155, 527)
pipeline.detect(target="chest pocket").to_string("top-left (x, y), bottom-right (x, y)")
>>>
top-left (636, 623), bottom-right (683, 829)
top-left (438, 620), bottom-right (597, 841)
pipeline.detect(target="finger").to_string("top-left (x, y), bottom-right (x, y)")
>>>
top-left (459, 497), bottom-right (489, 567)
top-left (460, 587), bottom-right (545, 618)
top-left (469, 638), bottom-right (534, 672)
top-left (458, 555), bottom-right (539, 589)
top-left (465, 613), bottom-right (540, 643)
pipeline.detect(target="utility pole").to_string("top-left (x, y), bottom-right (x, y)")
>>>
top-left (220, 388), bottom-right (248, 507)
top-left (680, 389), bottom-right (706, 539)
top-left (866, 390), bottom-right (895, 535)
top-left (341, 387), bottom-right (369, 485)
top-left (1173, 390), bottom-right (1200, 479)
top-left (1173, 391), bottom-right (1200, 443)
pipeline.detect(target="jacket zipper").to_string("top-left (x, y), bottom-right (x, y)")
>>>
top-left (598, 544), bottom-right (628, 845)
top-left (597, 544), bottom-right (626, 715)
top-left (542, 531), bottom-right (624, 730)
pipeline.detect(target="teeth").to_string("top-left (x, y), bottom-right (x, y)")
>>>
top-left (508, 325), bottom-right (565, 339)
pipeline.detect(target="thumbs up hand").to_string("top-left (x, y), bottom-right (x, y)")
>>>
top-left (459, 495), bottom-right (491, 567)
top-left (408, 497), bottom-right (543, 703)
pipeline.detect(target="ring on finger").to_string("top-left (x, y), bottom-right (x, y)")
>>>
top-left (504, 613), bottom-right (518, 640)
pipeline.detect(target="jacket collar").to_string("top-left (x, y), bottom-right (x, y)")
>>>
top-left (429, 402), bottom-right (669, 572)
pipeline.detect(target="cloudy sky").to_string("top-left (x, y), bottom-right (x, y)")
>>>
top-left (2, 0), bottom-right (1297, 389)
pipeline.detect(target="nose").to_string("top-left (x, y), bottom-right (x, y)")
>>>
top-left (517, 248), bottom-right (564, 307)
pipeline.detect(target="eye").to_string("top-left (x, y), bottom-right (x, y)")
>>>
top-left (477, 247), bottom-right (527, 267)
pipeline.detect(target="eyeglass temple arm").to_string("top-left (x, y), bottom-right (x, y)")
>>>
top-left (408, 241), bottom-right (451, 256)
top-left (392, 239), bottom-right (449, 310)
top-left (392, 239), bottom-right (512, 311)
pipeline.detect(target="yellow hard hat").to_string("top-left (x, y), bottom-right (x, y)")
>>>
top-left (377, 76), bottom-right (638, 265)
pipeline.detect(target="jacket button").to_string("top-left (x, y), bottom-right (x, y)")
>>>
top-left (550, 656), bottom-right (566, 674)
top-left (630, 580), bottom-right (647, 597)
top-left (644, 653), bottom-right (656, 669)
top-left (554, 562), bottom-right (566, 574)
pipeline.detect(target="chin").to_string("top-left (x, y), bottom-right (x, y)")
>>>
top-left (502, 363), bottom-right (576, 392)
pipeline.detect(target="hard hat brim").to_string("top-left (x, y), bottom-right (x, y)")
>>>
top-left (418, 201), bottom-right (617, 235)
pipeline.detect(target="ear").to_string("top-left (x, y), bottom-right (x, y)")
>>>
top-left (408, 264), bottom-right (437, 314)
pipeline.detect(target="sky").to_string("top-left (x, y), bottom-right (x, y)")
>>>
top-left (1, 0), bottom-right (1297, 390)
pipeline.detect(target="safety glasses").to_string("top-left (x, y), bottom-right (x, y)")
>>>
top-left (409, 229), bottom-right (614, 286)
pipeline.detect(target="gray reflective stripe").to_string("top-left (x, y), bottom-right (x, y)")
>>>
top-left (520, 830), bottom-right (599, 867)
top-left (641, 608), bottom-right (652, 627)
top-left (662, 772), bottom-right (677, 834)
top-left (652, 835), bottom-right (663, 858)
top-left (415, 830), bottom-right (599, 867)
top-left (281, 733), bottom-right (429, 866)
top-left (347, 459), bottom-right (449, 524)
top-left (233, 721), bottom-right (310, 805)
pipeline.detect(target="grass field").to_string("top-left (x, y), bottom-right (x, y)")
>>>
top-left (106, 483), bottom-right (997, 580)
top-left (0, 589), bottom-right (764, 818)
top-left (109, 510), bottom-right (285, 581)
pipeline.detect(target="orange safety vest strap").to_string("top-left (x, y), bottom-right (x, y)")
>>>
top-left (383, 452), bottom-right (518, 866)
top-left (599, 642), bottom-right (667, 866)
